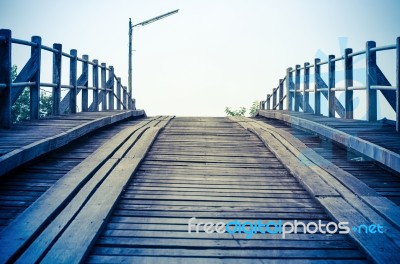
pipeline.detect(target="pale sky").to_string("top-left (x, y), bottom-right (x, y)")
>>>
top-left (1, 0), bottom-right (399, 117)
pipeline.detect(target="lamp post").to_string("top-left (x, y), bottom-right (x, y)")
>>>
top-left (128, 9), bottom-right (179, 107)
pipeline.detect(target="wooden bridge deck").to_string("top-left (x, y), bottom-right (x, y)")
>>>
top-left (0, 115), bottom-right (399, 263)
top-left (0, 110), bottom-right (145, 178)
top-left (254, 116), bottom-right (400, 205)
top-left (0, 115), bottom-right (150, 231)
top-left (258, 110), bottom-right (400, 174)
top-left (87, 117), bottom-right (367, 263)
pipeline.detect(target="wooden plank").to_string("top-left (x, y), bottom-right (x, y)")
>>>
top-left (96, 236), bottom-right (355, 249)
top-left (41, 127), bottom-right (163, 263)
top-left (248, 117), bottom-right (400, 230)
top-left (0, 116), bottom-right (156, 263)
top-left (0, 118), bottom-right (148, 233)
top-left (15, 159), bottom-right (118, 263)
top-left (102, 229), bottom-right (348, 240)
top-left (86, 255), bottom-right (366, 264)
top-left (86, 247), bottom-right (365, 259)
top-left (232, 116), bottom-right (400, 262)
top-left (0, 110), bottom-right (145, 177)
top-left (230, 117), bottom-right (338, 197)
top-left (257, 110), bottom-right (400, 173)
top-left (319, 196), bottom-right (399, 264)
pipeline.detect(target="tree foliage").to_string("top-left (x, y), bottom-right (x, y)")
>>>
top-left (249, 100), bottom-right (260, 117)
top-left (224, 100), bottom-right (260, 117)
top-left (11, 65), bottom-right (52, 123)
top-left (225, 107), bottom-right (246, 116)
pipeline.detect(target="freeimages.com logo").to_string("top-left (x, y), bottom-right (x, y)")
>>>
top-left (187, 217), bottom-right (383, 239)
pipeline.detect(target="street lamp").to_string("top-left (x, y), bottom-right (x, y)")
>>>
top-left (128, 9), bottom-right (179, 107)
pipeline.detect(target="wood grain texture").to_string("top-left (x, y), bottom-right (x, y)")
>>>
top-left (232, 116), bottom-right (400, 263)
top-left (0, 115), bottom-right (155, 263)
top-left (86, 117), bottom-right (366, 263)
top-left (0, 110), bottom-right (145, 178)
top-left (257, 110), bottom-right (400, 173)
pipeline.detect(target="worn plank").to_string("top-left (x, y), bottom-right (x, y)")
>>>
top-left (41, 126), bottom-right (165, 263)
top-left (0, 116), bottom-right (159, 263)
top-left (0, 110), bottom-right (145, 177)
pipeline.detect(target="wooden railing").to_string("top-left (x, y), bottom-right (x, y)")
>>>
top-left (261, 37), bottom-right (400, 132)
top-left (0, 29), bottom-right (135, 128)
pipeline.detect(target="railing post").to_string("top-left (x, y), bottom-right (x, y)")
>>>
top-left (81, 55), bottom-right (89, 112)
top-left (328, 55), bottom-right (335, 118)
top-left (69, 49), bottom-right (77, 114)
top-left (396, 37), bottom-right (400, 132)
top-left (260, 101), bottom-right (265, 110)
top-left (294, 65), bottom-right (300, 112)
top-left (52, 43), bottom-right (62, 116)
top-left (123, 87), bottom-right (127, 109)
top-left (272, 88), bottom-right (277, 109)
top-left (344, 48), bottom-right (353, 119)
top-left (303, 62), bottom-right (310, 113)
top-left (314, 58), bottom-right (321, 115)
top-left (108, 66), bottom-right (115, 110)
top-left (116, 77), bottom-right (121, 110)
top-left (30, 36), bottom-right (42, 120)
top-left (278, 79), bottom-right (283, 110)
top-left (0, 29), bottom-right (12, 128)
top-left (92, 59), bottom-right (99, 112)
top-left (266, 96), bottom-right (270, 110)
top-left (366, 41), bottom-right (377, 122)
top-left (286, 67), bottom-right (293, 111)
top-left (101, 63), bottom-right (107, 111)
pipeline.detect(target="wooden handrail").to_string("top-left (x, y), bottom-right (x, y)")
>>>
top-left (262, 36), bottom-right (400, 132)
top-left (0, 29), bottom-right (136, 128)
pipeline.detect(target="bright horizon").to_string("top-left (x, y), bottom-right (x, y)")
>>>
top-left (1, 0), bottom-right (399, 117)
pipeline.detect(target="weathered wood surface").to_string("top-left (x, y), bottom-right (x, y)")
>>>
top-left (0, 115), bottom-right (171, 263)
top-left (0, 109), bottom-right (145, 177)
top-left (232, 116), bottom-right (400, 263)
top-left (254, 117), bottom-right (400, 207)
top-left (257, 110), bottom-right (400, 173)
top-left (86, 117), bottom-right (366, 263)
top-left (0, 115), bottom-right (150, 239)
top-left (3, 115), bottom-right (399, 262)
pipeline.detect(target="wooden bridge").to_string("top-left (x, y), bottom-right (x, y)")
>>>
top-left (0, 29), bottom-right (399, 263)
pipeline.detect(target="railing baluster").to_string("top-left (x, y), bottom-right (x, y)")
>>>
top-left (117, 77), bottom-right (121, 110)
top-left (366, 41), bottom-right (377, 121)
top-left (314, 58), bottom-right (321, 115)
top-left (30, 36), bottom-right (42, 120)
top-left (81, 55), bottom-right (89, 112)
top-left (0, 29), bottom-right (12, 128)
top-left (69, 49), bottom-right (77, 114)
top-left (52, 43), bottom-right (62, 115)
top-left (92, 59), bottom-right (99, 112)
top-left (266, 96), bottom-right (270, 110)
top-left (278, 79), bottom-right (283, 110)
top-left (328, 55), bottom-right (335, 118)
top-left (344, 48), bottom-right (353, 119)
top-left (294, 65), bottom-right (300, 112)
top-left (123, 86), bottom-right (127, 109)
top-left (272, 88), bottom-right (277, 109)
top-left (101, 63), bottom-right (107, 111)
top-left (286, 67), bottom-right (293, 111)
top-left (303, 62), bottom-right (310, 113)
top-left (108, 66), bottom-right (115, 110)
top-left (132, 98), bottom-right (135, 110)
